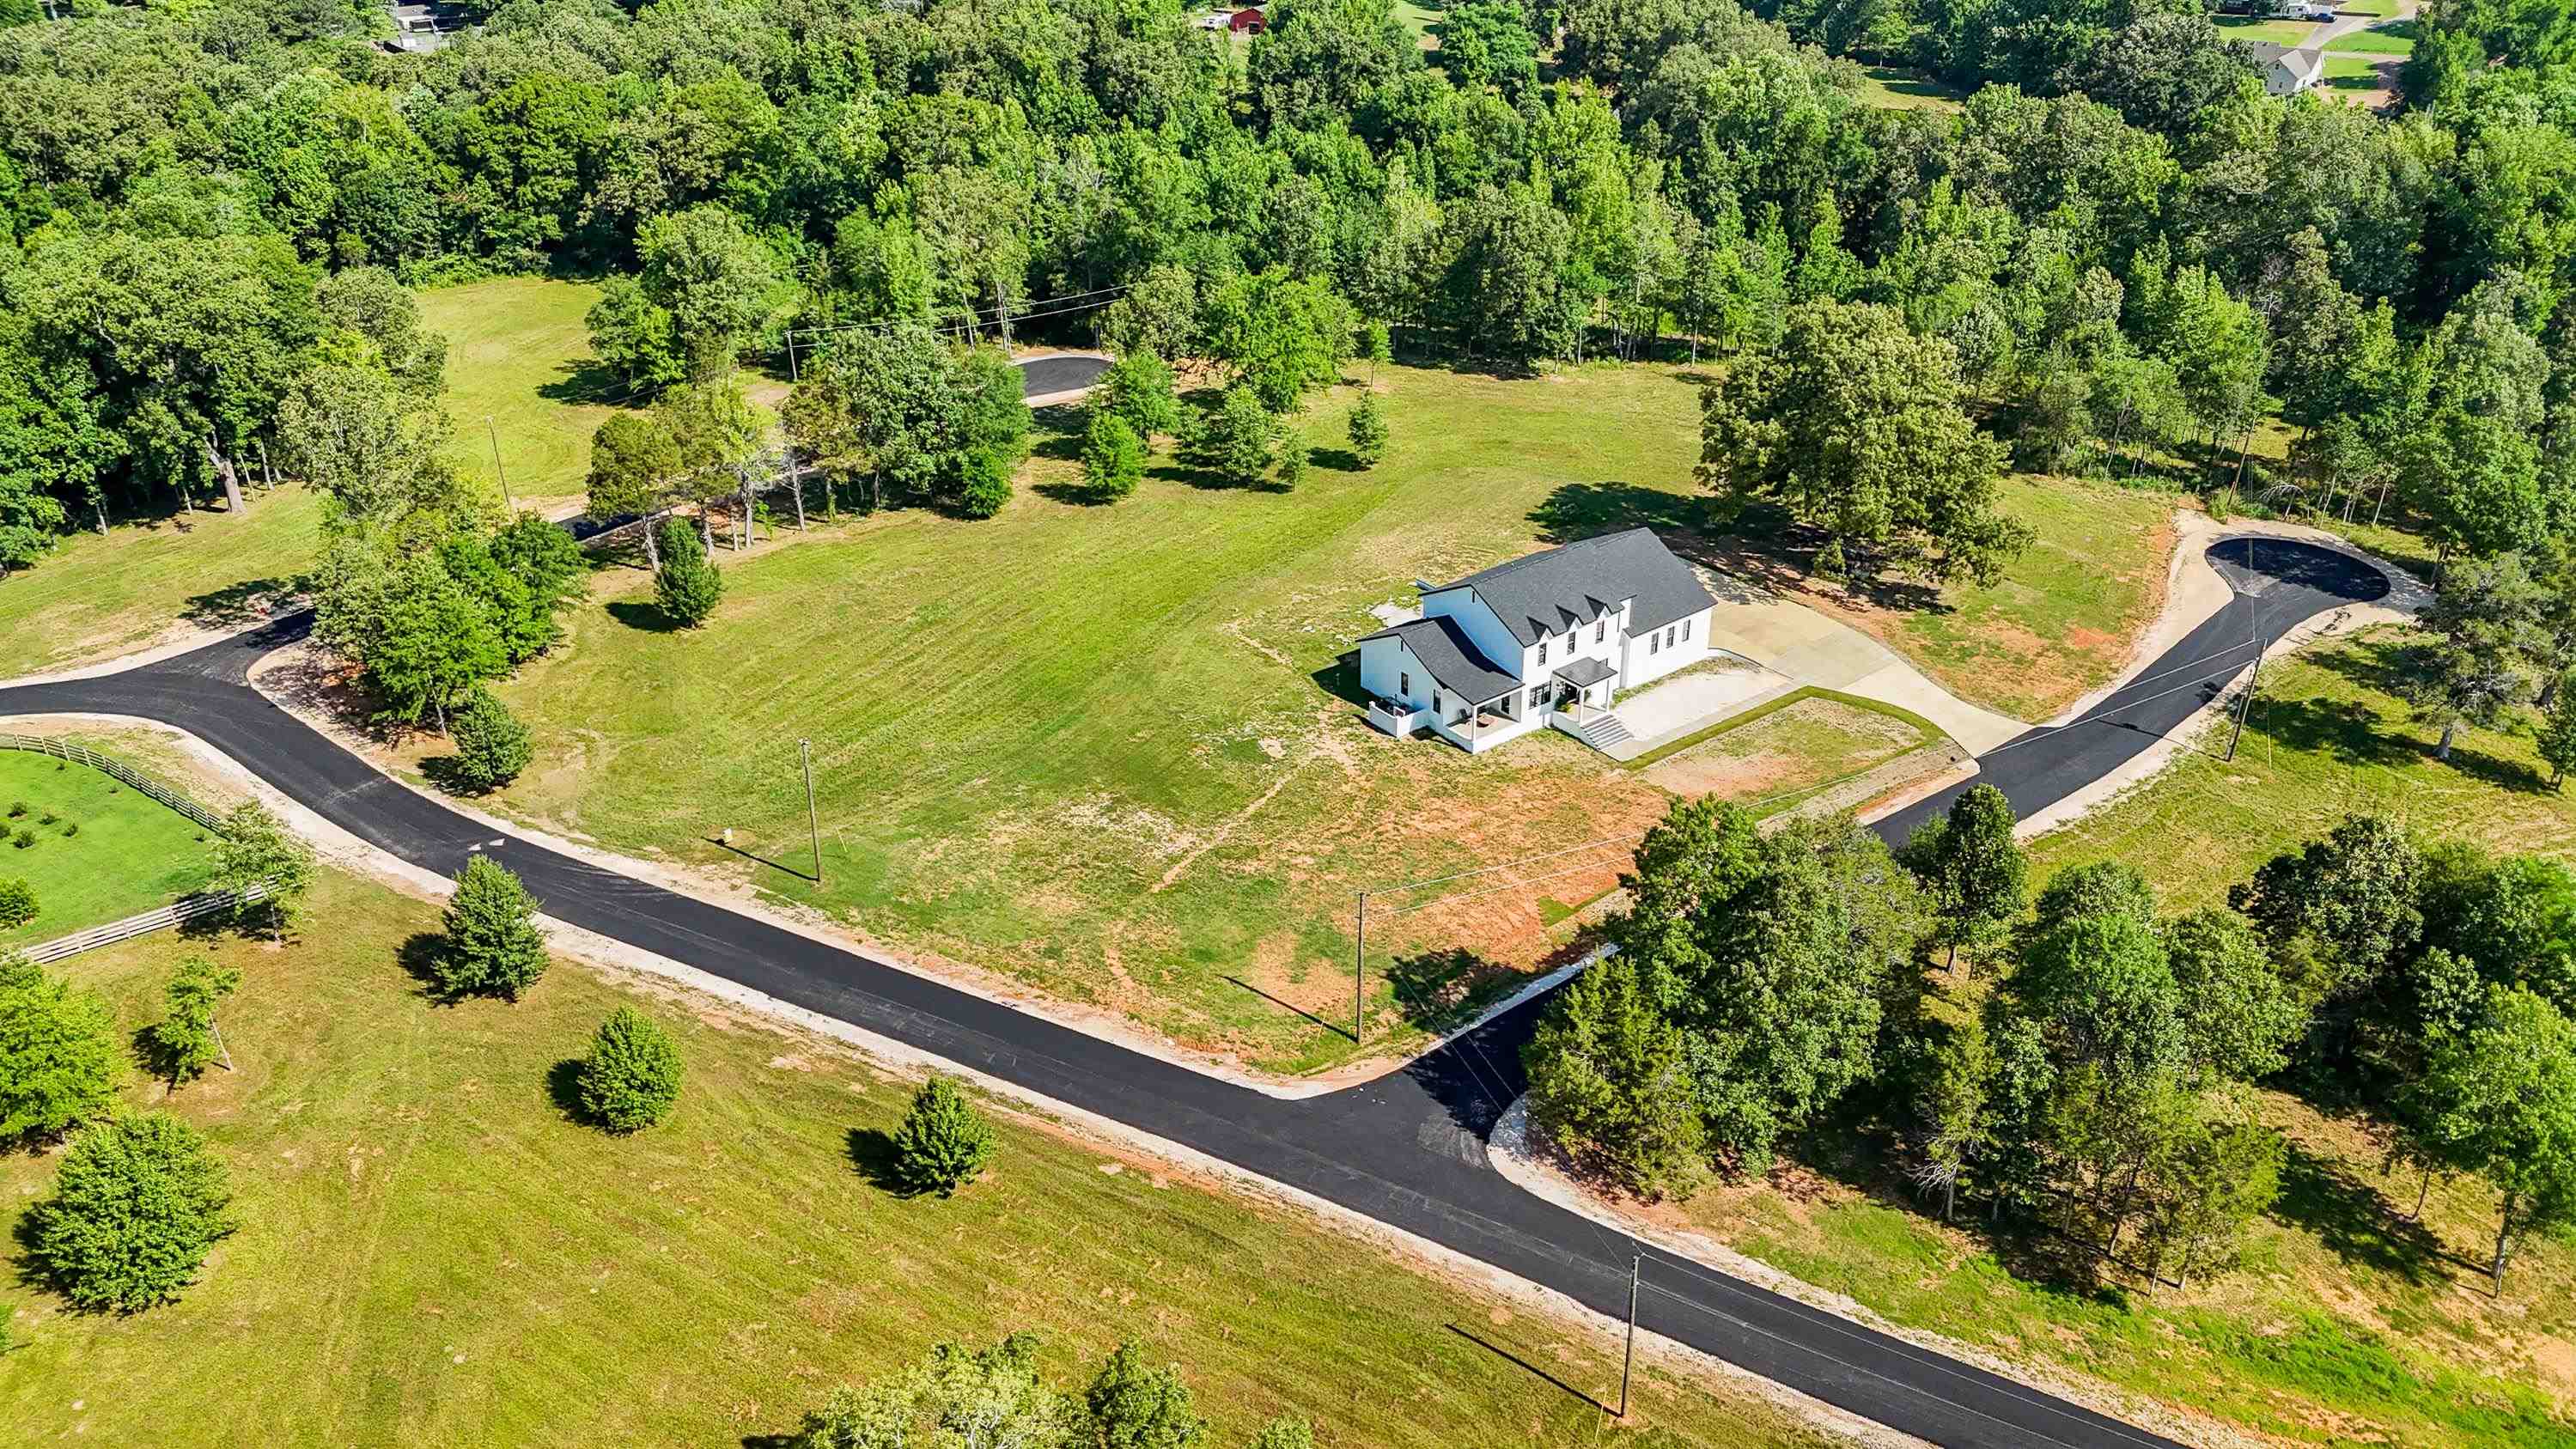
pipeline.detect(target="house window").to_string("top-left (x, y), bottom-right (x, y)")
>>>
top-left (1538, 640), bottom-right (1549, 666)
top-left (1665, 626), bottom-right (1677, 648)
top-left (1682, 619), bottom-right (1692, 641)
top-left (1433, 690), bottom-right (1442, 714)
top-left (1648, 633), bottom-right (1659, 655)
top-left (1594, 619), bottom-right (1605, 643)
top-left (1399, 672), bottom-right (1410, 699)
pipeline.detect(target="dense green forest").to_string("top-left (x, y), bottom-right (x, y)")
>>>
top-left (6, 0), bottom-right (2576, 577)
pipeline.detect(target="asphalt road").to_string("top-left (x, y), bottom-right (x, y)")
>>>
top-left (1016, 352), bottom-right (1111, 398)
top-left (0, 537), bottom-right (2385, 1446)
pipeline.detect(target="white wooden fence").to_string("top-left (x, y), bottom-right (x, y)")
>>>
top-left (1, 735), bottom-right (256, 965)
top-left (0, 734), bottom-right (228, 831)
top-left (17, 883), bottom-right (271, 966)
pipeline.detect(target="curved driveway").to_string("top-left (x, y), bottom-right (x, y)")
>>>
top-left (0, 538), bottom-right (2385, 1446)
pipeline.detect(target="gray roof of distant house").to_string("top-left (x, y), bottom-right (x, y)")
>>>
top-left (1554, 656), bottom-right (1617, 688)
top-left (2274, 47), bottom-right (2323, 80)
top-left (1357, 615), bottom-right (1521, 703)
top-left (1428, 528), bottom-right (1718, 647)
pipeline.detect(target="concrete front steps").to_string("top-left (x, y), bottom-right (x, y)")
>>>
top-left (1552, 710), bottom-right (1634, 752)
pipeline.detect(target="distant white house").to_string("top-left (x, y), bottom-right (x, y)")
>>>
top-left (1356, 528), bottom-right (1719, 753)
top-left (2261, 46), bottom-right (2325, 95)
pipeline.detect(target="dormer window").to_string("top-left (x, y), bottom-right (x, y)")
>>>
top-left (1538, 640), bottom-right (1549, 665)
top-left (1594, 619), bottom-right (1605, 642)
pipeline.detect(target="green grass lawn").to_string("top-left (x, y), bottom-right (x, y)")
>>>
top-left (2329, 19), bottom-right (2418, 53)
top-left (0, 489), bottom-right (320, 675)
top-left (0, 748), bottom-right (216, 947)
top-left (2324, 54), bottom-right (2386, 86)
top-left (2026, 624), bottom-right (2576, 910)
top-left (1392, 0), bottom-right (1440, 42)
top-left (478, 364), bottom-right (1721, 1074)
top-left (1638, 691), bottom-right (1939, 804)
top-left (2341, 0), bottom-right (2401, 15)
top-left (418, 276), bottom-right (627, 502)
top-left (1854, 65), bottom-right (1967, 113)
top-left (2214, 15), bottom-right (2323, 44)
top-left (0, 870), bottom-right (1832, 1448)
top-left (1729, 475), bottom-right (2179, 723)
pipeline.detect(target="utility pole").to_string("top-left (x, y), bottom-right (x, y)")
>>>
top-left (1620, 1252), bottom-right (1640, 1418)
top-left (1353, 891), bottom-right (1367, 1045)
top-left (2226, 536), bottom-right (2261, 763)
top-left (487, 417), bottom-right (515, 513)
top-left (800, 738), bottom-right (823, 885)
top-left (788, 331), bottom-right (800, 384)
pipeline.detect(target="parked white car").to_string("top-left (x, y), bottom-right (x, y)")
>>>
top-left (2285, 3), bottom-right (2335, 20)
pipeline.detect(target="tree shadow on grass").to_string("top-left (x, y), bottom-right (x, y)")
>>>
top-left (1145, 460), bottom-right (1242, 492)
top-left (1313, 446), bottom-right (1363, 472)
top-left (545, 1057), bottom-right (593, 1126)
top-left (604, 600), bottom-right (686, 633)
top-left (2249, 695), bottom-right (2419, 770)
top-left (537, 358), bottom-right (629, 407)
top-left (845, 1127), bottom-right (917, 1196)
top-left (181, 577), bottom-right (293, 630)
top-left (396, 931), bottom-right (455, 1002)
top-left (2269, 1142), bottom-right (2443, 1286)
top-left (1032, 478), bottom-right (1125, 507)
top-left (418, 757), bottom-right (488, 796)
top-left (1527, 480), bottom-right (1714, 545)
top-left (1385, 947), bottom-right (1523, 1033)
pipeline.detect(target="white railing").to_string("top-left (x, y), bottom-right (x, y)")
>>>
top-left (0, 734), bottom-right (230, 831)
top-left (16, 882), bottom-right (271, 966)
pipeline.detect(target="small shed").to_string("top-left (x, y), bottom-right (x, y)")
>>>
top-left (1228, 6), bottom-right (1265, 33)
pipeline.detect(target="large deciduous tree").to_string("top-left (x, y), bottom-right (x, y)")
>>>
top-left (1699, 300), bottom-right (2031, 586)
top-left (2415, 985), bottom-right (2576, 1294)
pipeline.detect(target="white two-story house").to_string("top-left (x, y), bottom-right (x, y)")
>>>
top-left (1356, 527), bottom-right (1720, 752)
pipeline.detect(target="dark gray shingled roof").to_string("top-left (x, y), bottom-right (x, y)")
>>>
top-left (1428, 528), bottom-right (1717, 648)
top-left (1357, 615), bottom-right (1521, 703)
top-left (1554, 655), bottom-right (1617, 688)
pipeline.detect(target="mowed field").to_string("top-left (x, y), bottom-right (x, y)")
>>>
top-left (0, 870), bottom-right (1834, 1449)
top-left (488, 365), bottom-right (1702, 1073)
top-left (456, 359), bottom-right (2185, 1072)
top-left (0, 748), bottom-right (216, 947)
top-left (0, 488), bottom-right (320, 676)
top-left (417, 276), bottom-right (625, 502)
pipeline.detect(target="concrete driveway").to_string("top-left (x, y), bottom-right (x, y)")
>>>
top-left (1693, 573), bottom-right (2031, 752)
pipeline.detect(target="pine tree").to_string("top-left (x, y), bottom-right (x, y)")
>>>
top-left (1087, 1342), bottom-right (1207, 1449)
top-left (2541, 677), bottom-right (2576, 789)
top-left (0, 877), bottom-right (33, 930)
top-left (435, 856), bottom-right (549, 1001)
top-left (1347, 393), bottom-right (1389, 467)
top-left (0, 953), bottom-right (118, 1142)
top-left (654, 517), bottom-right (723, 627)
top-left (956, 448), bottom-right (1012, 519)
top-left (579, 1006), bottom-right (685, 1132)
top-left (27, 1114), bottom-right (234, 1312)
top-left (1273, 435), bottom-right (1308, 491)
top-left (1081, 411), bottom-right (1145, 501)
top-left (448, 688), bottom-right (534, 792)
top-left (890, 1075), bottom-right (995, 1196)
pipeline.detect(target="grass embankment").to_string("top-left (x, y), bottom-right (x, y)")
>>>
top-left (0, 749), bottom-right (216, 947)
top-left (484, 363), bottom-right (1719, 1073)
top-left (1635, 631), bottom-right (2576, 1447)
top-left (0, 489), bottom-right (320, 676)
top-left (0, 871), bottom-right (1833, 1449)
top-left (418, 276), bottom-right (624, 502)
top-left (1636, 690), bottom-right (1941, 806)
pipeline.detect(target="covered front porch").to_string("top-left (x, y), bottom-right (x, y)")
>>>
top-left (1424, 685), bottom-right (1551, 753)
